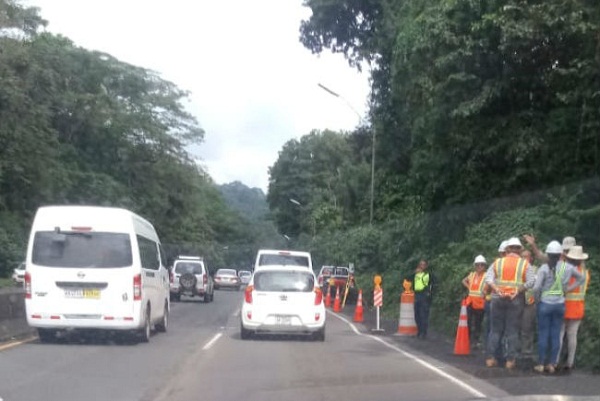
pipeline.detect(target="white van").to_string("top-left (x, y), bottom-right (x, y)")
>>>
top-left (254, 249), bottom-right (313, 271)
top-left (25, 205), bottom-right (170, 343)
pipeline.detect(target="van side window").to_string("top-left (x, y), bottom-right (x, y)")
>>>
top-left (137, 235), bottom-right (159, 270)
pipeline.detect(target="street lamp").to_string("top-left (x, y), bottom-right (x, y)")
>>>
top-left (318, 83), bottom-right (374, 225)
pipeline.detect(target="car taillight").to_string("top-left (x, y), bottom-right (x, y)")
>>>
top-left (244, 285), bottom-right (253, 304)
top-left (314, 288), bottom-right (323, 305)
top-left (318, 276), bottom-right (323, 286)
top-left (25, 272), bottom-right (31, 299)
top-left (133, 274), bottom-right (142, 301)
top-left (203, 275), bottom-right (208, 285)
top-left (169, 271), bottom-right (174, 284)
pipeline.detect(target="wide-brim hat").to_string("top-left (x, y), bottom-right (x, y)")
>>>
top-left (566, 246), bottom-right (588, 261)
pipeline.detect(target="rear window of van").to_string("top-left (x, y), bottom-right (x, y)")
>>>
top-left (32, 231), bottom-right (132, 268)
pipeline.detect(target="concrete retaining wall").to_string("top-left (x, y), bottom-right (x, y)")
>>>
top-left (0, 288), bottom-right (26, 319)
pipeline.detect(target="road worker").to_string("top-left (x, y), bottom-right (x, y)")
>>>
top-left (462, 255), bottom-right (487, 348)
top-left (485, 237), bottom-right (535, 369)
top-left (520, 249), bottom-right (538, 359)
top-left (406, 260), bottom-right (434, 339)
top-left (532, 241), bottom-right (585, 374)
top-left (557, 245), bottom-right (590, 373)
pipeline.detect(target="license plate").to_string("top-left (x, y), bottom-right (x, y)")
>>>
top-left (275, 316), bottom-right (291, 325)
top-left (65, 289), bottom-right (101, 299)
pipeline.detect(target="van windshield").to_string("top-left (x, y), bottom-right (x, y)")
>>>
top-left (32, 231), bottom-right (133, 268)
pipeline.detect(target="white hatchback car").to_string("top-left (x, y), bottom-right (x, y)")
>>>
top-left (240, 266), bottom-right (325, 341)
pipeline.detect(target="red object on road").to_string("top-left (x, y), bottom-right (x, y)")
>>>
top-left (324, 286), bottom-right (332, 308)
top-left (454, 299), bottom-right (470, 355)
top-left (333, 286), bottom-right (342, 312)
top-left (353, 289), bottom-right (364, 322)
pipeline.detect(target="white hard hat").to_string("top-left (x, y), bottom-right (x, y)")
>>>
top-left (505, 237), bottom-right (523, 248)
top-left (545, 240), bottom-right (563, 254)
top-left (498, 240), bottom-right (508, 252)
top-left (474, 255), bottom-right (487, 265)
top-left (562, 236), bottom-right (576, 252)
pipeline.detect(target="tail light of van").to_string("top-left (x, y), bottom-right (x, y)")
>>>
top-left (133, 274), bottom-right (142, 301)
top-left (25, 272), bottom-right (31, 299)
top-left (169, 270), bottom-right (174, 284)
top-left (314, 288), bottom-right (323, 305)
top-left (318, 276), bottom-right (323, 286)
top-left (203, 274), bottom-right (208, 285)
top-left (244, 285), bottom-right (253, 304)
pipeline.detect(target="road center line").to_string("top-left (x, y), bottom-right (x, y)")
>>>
top-left (202, 332), bottom-right (223, 350)
top-left (330, 312), bottom-right (487, 399)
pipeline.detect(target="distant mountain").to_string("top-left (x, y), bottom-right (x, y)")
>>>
top-left (218, 181), bottom-right (269, 221)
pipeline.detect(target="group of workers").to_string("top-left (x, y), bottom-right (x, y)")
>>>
top-left (462, 235), bottom-right (590, 373)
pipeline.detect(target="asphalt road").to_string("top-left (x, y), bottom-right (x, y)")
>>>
top-left (1, 290), bottom-right (508, 401)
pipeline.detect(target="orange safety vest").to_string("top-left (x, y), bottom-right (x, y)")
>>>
top-left (466, 272), bottom-right (486, 310)
top-left (564, 265), bottom-right (590, 320)
top-left (493, 255), bottom-right (528, 295)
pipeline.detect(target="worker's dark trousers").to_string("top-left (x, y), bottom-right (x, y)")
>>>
top-left (414, 291), bottom-right (431, 338)
top-left (487, 295), bottom-right (524, 361)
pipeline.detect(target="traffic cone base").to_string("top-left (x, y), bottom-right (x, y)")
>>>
top-left (397, 292), bottom-right (418, 336)
top-left (333, 286), bottom-right (341, 312)
top-left (454, 300), bottom-right (470, 355)
top-left (353, 289), bottom-right (364, 322)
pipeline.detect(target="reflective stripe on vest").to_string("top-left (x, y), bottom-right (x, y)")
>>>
top-left (414, 272), bottom-right (429, 292)
top-left (468, 272), bottom-right (485, 297)
top-left (494, 256), bottom-right (527, 293)
top-left (565, 266), bottom-right (590, 301)
top-left (468, 272), bottom-right (486, 309)
top-left (542, 262), bottom-right (567, 297)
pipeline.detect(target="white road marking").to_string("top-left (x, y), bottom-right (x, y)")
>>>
top-left (330, 312), bottom-right (487, 399)
top-left (233, 308), bottom-right (241, 317)
top-left (202, 332), bottom-right (223, 350)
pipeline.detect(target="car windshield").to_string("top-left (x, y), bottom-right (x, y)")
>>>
top-left (253, 271), bottom-right (314, 292)
top-left (258, 254), bottom-right (309, 267)
top-left (334, 268), bottom-right (349, 276)
top-left (216, 269), bottom-right (237, 276)
top-left (320, 267), bottom-right (333, 275)
top-left (174, 262), bottom-right (203, 275)
top-left (239, 271), bottom-right (251, 277)
top-left (31, 231), bottom-right (132, 268)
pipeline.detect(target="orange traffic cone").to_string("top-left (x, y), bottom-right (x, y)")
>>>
top-left (324, 286), bottom-right (332, 308)
top-left (454, 298), bottom-right (470, 355)
top-left (396, 292), bottom-right (418, 336)
top-left (353, 289), bottom-right (364, 322)
top-left (333, 286), bottom-right (341, 312)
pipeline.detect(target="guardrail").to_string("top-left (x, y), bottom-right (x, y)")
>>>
top-left (0, 288), bottom-right (25, 319)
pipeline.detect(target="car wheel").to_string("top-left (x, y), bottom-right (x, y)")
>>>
top-left (313, 327), bottom-right (325, 342)
top-left (38, 328), bottom-right (57, 343)
top-left (155, 302), bottom-right (168, 333)
top-left (138, 308), bottom-right (151, 343)
top-left (240, 323), bottom-right (252, 340)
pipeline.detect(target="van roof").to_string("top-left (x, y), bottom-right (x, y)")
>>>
top-left (32, 205), bottom-right (158, 242)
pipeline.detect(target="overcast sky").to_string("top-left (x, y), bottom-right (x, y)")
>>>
top-left (24, 0), bottom-right (370, 192)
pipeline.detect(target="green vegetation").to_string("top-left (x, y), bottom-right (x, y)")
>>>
top-left (266, 0), bottom-right (600, 370)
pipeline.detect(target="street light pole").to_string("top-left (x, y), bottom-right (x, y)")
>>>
top-left (318, 83), bottom-right (374, 225)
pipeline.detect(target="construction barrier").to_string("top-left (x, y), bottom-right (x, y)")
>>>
top-left (397, 291), bottom-right (418, 336)
top-left (353, 289), bottom-right (364, 322)
top-left (333, 286), bottom-right (341, 312)
top-left (454, 299), bottom-right (470, 355)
